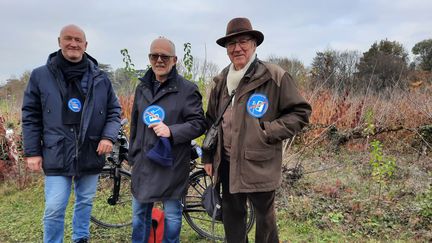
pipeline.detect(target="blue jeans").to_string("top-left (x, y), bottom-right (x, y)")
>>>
top-left (132, 197), bottom-right (183, 243)
top-left (43, 174), bottom-right (99, 243)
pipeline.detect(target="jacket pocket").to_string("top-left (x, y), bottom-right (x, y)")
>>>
top-left (80, 136), bottom-right (106, 171)
top-left (242, 148), bottom-right (277, 184)
top-left (244, 148), bottom-right (275, 161)
top-left (42, 135), bottom-right (65, 170)
top-left (244, 118), bottom-right (273, 149)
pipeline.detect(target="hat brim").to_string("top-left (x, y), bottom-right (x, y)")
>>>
top-left (216, 30), bottom-right (264, 47)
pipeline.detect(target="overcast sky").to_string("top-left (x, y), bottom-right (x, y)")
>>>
top-left (1, 0), bottom-right (431, 85)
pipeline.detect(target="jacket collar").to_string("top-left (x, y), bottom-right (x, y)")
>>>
top-left (47, 50), bottom-right (99, 68)
top-left (139, 65), bottom-right (179, 85)
top-left (236, 59), bottom-right (270, 99)
top-left (214, 58), bottom-right (269, 99)
top-left (217, 57), bottom-right (260, 83)
top-left (138, 66), bottom-right (179, 103)
top-left (47, 51), bottom-right (103, 104)
top-left (47, 51), bottom-right (103, 81)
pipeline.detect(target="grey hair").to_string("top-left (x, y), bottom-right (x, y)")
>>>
top-left (150, 36), bottom-right (176, 56)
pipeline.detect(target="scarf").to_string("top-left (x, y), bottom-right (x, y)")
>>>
top-left (55, 51), bottom-right (89, 125)
top-left (226, 51), bottom-right (256, 96)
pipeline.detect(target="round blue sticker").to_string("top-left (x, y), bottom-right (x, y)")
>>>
top-left (68, 98), bottom-right (82, 112)
top-left (246, 93), bottom-right (269, 118)
top-left (143, 105), bottom-right (165, 125)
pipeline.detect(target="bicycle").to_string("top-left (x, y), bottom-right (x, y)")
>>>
top-left (91, 120), bottom-right (255, 241)
top-left (91, 119), bottom-right (132, 228)
top-left (182, 141), bottom-right (255, 241)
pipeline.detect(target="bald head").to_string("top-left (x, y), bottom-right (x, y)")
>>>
top-left (58, 24), bottom-right (88, 62)
top-left (60, 24), bottom-right (86, 41)
top-left (148, 37), bottom-right (177, 82)
top-left (150, 37), bottom-right (176, 56)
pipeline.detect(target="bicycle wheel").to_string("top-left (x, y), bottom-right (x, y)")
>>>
top-left (91, 168), bottom-right (132, 228)
top-left (183, 169), bottom-right (255, 241)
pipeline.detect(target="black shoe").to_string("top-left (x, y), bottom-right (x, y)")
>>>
top-left (75, 239), bottom-right (88, 243)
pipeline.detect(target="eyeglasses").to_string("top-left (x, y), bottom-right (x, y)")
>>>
top-left (226, 38), bottom-right (252, 50)
top-left (148, 53), bottom-right (174, 62)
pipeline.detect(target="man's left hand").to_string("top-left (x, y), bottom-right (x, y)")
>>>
top-left (97, 139), bottom-right (113, 155)
top-left (149, 122), bottom-right (171, 138)
top-left (204, 163), bottom-right (213, 176)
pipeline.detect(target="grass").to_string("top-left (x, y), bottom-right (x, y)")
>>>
top-left (0, 175), bottom-right (229, 243)
top-left (278, 147), bottom-right (431, 243)
top-left (1, 147), bottom-right (430, 243)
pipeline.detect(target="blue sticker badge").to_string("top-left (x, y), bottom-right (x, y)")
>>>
top-left (68, 98), bottom-right (82, 112)
top-left (247, 93), bottom-right (269, 118)
top-left (143, 105), bottom-right (165, 125)
top-left (196, 146), bottom-right (202, 158)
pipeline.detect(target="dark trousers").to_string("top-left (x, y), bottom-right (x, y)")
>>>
top-left (220, 159), bottom-right (279, 243)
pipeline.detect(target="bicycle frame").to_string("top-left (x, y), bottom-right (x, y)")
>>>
top-left (92, 123), bottom-right (255, 240)
top-left (104, 119), bottom-right (129, 205)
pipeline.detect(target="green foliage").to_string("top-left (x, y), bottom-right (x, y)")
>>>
top-left (418, 124), bottom-right (432, 144)
top-left (357, 39), bottom-right (409, 93)
top-left (117, 49), bottom-right (141, 95)
top-left (311, 50), bottom-right (336, 89)
top-left (363, 108), bottom-right (397, 207)
top-left (120, 48), bottom-right (136, 76)
top-left (363, 110), bottom-right (395, 180)
top-left (328, 211), bottom-right (344, 223)
top-left (182, 43), bottom-right (194, 81)
top-left (179, 43), bottom-right (208, 114)
top-left (0, 71), bottom-right (30, 112)
top-left (363, 107), bottom-right (375, 136)
top-left (412, 39), bottom-right (432, 71)
top-left (369, 140), bottom-right (396, 185)
top-left (418, 184), bottom-right (432, 219)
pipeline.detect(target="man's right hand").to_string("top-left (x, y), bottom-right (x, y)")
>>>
top-left (204, 163), bottom-right (213, 176)
top-left (26, 156), bottom-right (42, 172)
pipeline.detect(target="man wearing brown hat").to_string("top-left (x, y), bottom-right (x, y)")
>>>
top-left (202, 17), bottom-right (312, 242)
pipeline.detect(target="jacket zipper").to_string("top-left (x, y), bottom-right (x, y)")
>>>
top-left (76, 70), bottom-right (98, 175)
top-left (74, 125), bottom-right (79, 175)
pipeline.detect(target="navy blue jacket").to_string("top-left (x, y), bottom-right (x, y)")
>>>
top-left (129, 67), bottom-right (206, 203)
top-left (22, 51), bottom-right (121, 176)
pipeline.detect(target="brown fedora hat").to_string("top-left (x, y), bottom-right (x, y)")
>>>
top-left (216, 17), bottom-right (264, 47)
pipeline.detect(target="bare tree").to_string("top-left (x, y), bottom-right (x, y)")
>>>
top-left (310, 49), bottom-right (360, 94)
top-left (177, 57), bottom-right (219, 84)
top-left (267, 56), bottom-right (308, 87)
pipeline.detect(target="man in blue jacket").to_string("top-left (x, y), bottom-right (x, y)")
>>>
top-left (128, 37), bottom-right (206, 243)
top-left (22, 24), bottom-right (121, 243)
